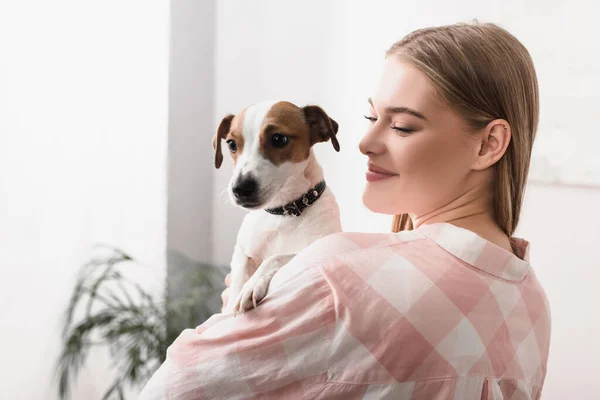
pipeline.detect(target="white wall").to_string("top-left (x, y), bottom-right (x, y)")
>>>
top-left (0, 2), bottom-right (168, 399)
top-left (213, 0), bottom-right (600, 398)
top-left (168, 0), bottom-right (215, 264)
top-left (518, 183), bottom-right (600, 399)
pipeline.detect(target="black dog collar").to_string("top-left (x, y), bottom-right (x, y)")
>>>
top-left (265, 181), bottom-right (327, 217)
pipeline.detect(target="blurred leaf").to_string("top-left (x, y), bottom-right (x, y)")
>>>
top-left (56, 246), bottom-right (226, 400)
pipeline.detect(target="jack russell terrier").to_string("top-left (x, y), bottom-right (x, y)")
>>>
top-left (213, 100), bottom-right (342, 314)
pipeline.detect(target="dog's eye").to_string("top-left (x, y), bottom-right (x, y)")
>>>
top-left (226, 139), bottom-right (237, 153)
top-left (271, 133), bottom-right (288, 148)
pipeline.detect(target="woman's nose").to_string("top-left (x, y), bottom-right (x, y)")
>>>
top-left (359, 126), bottom-right (386, 156)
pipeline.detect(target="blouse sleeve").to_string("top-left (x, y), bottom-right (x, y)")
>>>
top-left (138, 255), bottom-right (336, 400)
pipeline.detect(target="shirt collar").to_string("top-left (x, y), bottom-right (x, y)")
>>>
top-left (415, 222), bottom-right (531, 282)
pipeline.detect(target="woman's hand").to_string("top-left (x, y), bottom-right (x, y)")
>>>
top-left (221, 273), bottom-right (232, 312)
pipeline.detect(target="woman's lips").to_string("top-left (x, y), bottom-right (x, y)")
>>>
top-left (366, 163), bottom-right (398, 182)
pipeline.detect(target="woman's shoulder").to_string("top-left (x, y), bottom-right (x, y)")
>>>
top-left (296, 229), bottom-right (430, 267)
top-left (273, 230), bottom-right (432, 295)
top-left (283, 222), bottom-right (545, 305)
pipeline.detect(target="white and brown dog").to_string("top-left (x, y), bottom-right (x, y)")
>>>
top-left (213, 100), bottom-right (342, 314)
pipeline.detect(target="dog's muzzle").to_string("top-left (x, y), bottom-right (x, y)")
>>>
top-left (232, 175), bottom-right (260, 206)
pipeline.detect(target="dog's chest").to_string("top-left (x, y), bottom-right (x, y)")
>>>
top-left (237, 209), bottom-right (328, 260)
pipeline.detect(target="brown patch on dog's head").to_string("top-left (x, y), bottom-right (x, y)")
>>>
top-left (259, 102), bottom-right (311, 166)
top-left (258, 102), bottom-right (340, 166)
top-left (213, 109), bottom-right (247, 168)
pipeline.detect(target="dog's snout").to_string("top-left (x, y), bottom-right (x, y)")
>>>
top-left (232, 177), bottom-right (258, 200)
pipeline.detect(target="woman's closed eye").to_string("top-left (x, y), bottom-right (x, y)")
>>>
top-left (390, 125), bottom-right (416, 134)
top-left (363, 115), bottom-right (416, 135)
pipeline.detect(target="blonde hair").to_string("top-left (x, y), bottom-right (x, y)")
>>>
top-left (387, 22), bottom-right (539, 236)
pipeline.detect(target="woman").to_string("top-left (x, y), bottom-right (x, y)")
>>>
top-left (140, 22), bottom-right (550, 399)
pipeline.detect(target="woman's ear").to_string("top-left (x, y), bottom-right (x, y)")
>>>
top-left (472, 119), bottom-right (511, 171)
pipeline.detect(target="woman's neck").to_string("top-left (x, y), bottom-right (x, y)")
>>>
top-left (411, 182), bottom-right (514, 254)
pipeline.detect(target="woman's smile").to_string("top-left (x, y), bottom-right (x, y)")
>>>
top-left (366, 162), bottom-right (399, 182)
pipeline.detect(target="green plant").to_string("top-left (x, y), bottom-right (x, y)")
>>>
top-left (56, 245), bottom-right (226, 400)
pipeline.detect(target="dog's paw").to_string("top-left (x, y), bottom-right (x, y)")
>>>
top-left (233, 274), bottom-right (270, 314)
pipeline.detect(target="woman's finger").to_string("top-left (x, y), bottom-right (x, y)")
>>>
top-left (225, 273), bottom-right (231, 287)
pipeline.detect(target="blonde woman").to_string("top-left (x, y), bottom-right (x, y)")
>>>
top-left (140, 22), bottom-right (550, 400)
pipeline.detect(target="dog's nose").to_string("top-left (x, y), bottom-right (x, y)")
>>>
top-left (232, 178), bottom-right (258, 199)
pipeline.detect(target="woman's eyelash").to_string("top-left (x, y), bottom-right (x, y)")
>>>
top-left (390, 126), bottom-right (415, 134)
top-left (364, 115), bottom-right (415, 134)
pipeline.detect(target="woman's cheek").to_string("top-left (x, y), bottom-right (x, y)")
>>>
top-left (393, 146), bottom-right (429, 177)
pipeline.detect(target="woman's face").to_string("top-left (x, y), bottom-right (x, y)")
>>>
top-left (360, 57), bottom-right (482, 216)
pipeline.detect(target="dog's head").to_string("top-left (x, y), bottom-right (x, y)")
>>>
top-left (213, 101), bottom-right (339, 209)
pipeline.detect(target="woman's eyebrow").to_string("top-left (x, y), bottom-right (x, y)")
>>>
top-left (368, 98), bottom-right (427, 121)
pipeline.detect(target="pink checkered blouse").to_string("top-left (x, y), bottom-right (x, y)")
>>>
top-left (139, 222), bottom-right (550, 399)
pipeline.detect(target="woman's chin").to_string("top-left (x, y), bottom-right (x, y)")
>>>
top-left (362, 189), bottom-right (398, 215)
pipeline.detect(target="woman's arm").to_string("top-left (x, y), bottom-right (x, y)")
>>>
top-left (138, 260), bottom-right (335, 400)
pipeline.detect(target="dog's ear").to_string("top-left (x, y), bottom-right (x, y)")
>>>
top-left (303, 105), bottom-right (340, 152)
top-left (213, 114), bottom-right (234, 169)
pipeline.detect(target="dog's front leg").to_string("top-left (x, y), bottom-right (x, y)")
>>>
top-left (234, 253), bottom-right (296, 313)
top-left (225, 244), bottom-right (257, 314)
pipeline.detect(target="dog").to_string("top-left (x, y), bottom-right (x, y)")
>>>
top-left (213, 100), bottom-right (342, 314)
